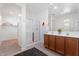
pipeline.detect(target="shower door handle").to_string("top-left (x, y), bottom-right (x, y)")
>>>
top-left (32, 32), bottom-right (34, 42)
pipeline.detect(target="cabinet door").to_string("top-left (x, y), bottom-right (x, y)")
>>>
top-left (65, 37), bottom-right (78, 56)
top-left (56, 36), bottom-right (65, 54)
top-left (44, 34), bottom-right (49, 48)
top-left (49, 35), bottom-right (55, 50)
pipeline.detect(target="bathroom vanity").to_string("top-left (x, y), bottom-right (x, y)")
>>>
top-left (44, 32), bottom-right (79, 56)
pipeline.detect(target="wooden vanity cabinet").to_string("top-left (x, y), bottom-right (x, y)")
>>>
top-left (49, 35), bottom-right (55, 50)
top-left (44, 34), bottom-right (49, 48)
top-left (78, 40), bottom-right (79, 56)
top-left (44, 34), bottom-right (79, 56)
top-left (55, 36), bottom-right (65, 54)
top-left (65, 37), bottom-right (78, 56)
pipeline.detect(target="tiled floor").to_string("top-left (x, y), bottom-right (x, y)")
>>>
top-left (0, 39), bottom-right (21, 56)
top-left (0, 39), bottom-right (61, 56)
top-left (13, 42), bottom-right (61, 56)
top-left (15, 47), bottom-right (47, 56)
top-left (34, 42), bottom-right (61, 56)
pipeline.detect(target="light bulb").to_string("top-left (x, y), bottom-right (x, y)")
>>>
top-left (18, 14), bottom-right (22, 16)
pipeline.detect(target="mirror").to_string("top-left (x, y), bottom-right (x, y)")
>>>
top-left (48, 3), bottom-right (79, 32)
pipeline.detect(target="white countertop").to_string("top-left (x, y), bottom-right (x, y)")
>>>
top-left (45, 31), bottom-right (79, 38)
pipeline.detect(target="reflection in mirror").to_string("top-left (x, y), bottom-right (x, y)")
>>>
top-left (48, 3), bottom-right (79, 32)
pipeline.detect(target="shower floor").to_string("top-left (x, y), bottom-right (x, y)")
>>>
top-left (0, 39), bottom-right (21, 56)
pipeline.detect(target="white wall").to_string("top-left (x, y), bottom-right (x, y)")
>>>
top-left (2, 16), bottom-right (19, 26)
top-left (0, 11), bottom-right (20, 42)
top-left (37, 9), bottom-right (49, 43)
top-left (0, 4), bottom-right (21, 42)
top-left (0, 16), bottom-right (18, 41)
top-left (0, 26), bottom-right (17, 41)
top-left (18, 4), bottom-right (27, 49)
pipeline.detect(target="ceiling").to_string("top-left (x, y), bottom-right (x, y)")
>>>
top-left (0, 3), bottom-right (49, 16)
top-left (0, 3), bottom-right (21, 17)
top-left (50, 3), bottom-right (79, 16)
top-left (0, 3), bottom-right (79, 17)
top-left (26, 3), bottom-right (49, 14)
